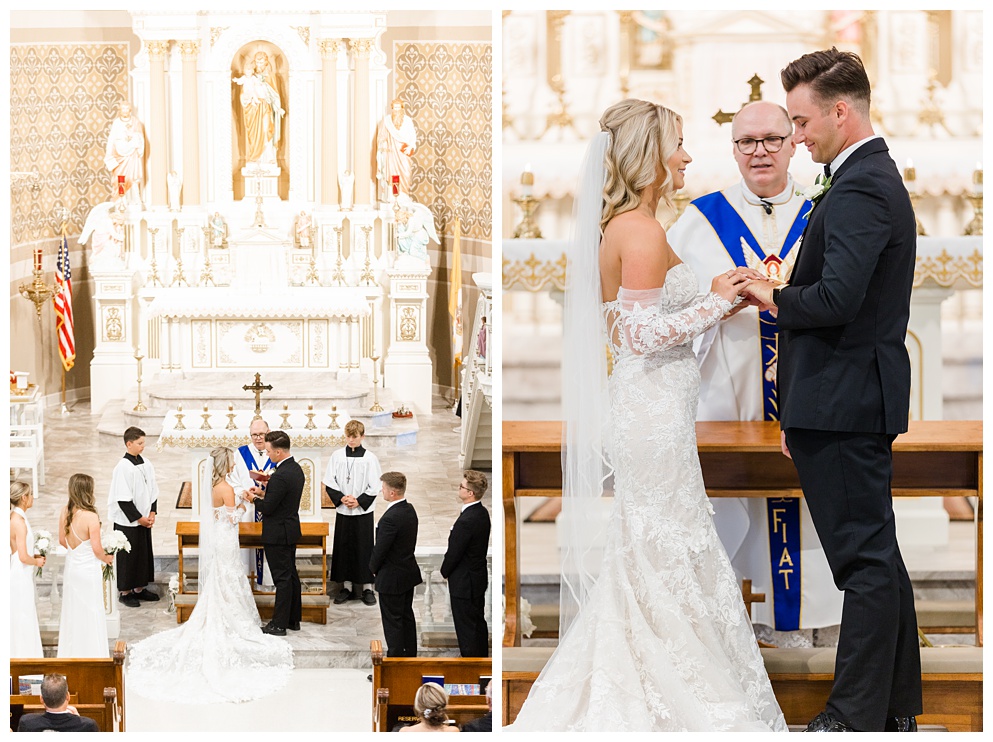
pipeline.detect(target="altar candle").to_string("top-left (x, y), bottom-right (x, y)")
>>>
top-left (521, 164), bottom-right (534, 198)
top-left (33, 246), bottom-right (42, 272)
top-left (974, 162), bottom-right (983, 195)
top-left (283, 402), bottom-right (288, 410)
top-left (203, 404), bottom-right (208, 412)
top-left (391, 175), bottom-right (400, 197)
top-left (903, 159), bottom-right (916, 194)
top-left (228, 403), bottom-right (233, 411)
top-left (308, 403), bottom-right (313, 410)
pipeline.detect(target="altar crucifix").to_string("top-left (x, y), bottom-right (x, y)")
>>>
top-left (243, 372), bottom-right (273, 419)
top-left (712, 73), bottom-right (766, 126)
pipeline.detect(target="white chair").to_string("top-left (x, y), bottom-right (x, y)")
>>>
top-left (10, 424), bottom-right (44, 495)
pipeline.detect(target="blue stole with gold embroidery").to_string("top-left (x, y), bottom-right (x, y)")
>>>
top-left (692, 191), bottom-right (807, 630)
top-left (239, 444), bottom-right (274, 586)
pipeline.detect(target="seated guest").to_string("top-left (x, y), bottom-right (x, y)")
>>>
top-left (460, 682), bottom-right (492, 732)
top-left (399, 682), bottom-right (459, 733)
top-left (16, 673), bottom-right (99, 732)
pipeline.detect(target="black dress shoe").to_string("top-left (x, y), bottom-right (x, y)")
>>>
top-left (262, 624), bottom-right (287, 636)
top-left (287, 622), bottom-right (301, 631)
top-left (119, 592), bottom-right (141, 608)
top-left (134, 588), bottom-right (159, 602)
top-left (884, 716), bottom-right (917, 732)
top-left (805, 712), bottom-right (854, 732)
top-left (333, 588), bottom-right (353, 605)
top-left (361, 589), bottom-right (377, 606)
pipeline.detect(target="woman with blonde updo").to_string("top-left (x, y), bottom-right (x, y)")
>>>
top-left (57, 474), bottom-right (113, 658)
top-left (399, 682), bottom-right (459, 733)
top-left (10, 481), bottom-right (46, 657)
top-left (126, 446), bottom-right (293, 705)
top-left (508, 101), bottom-right (786, 731)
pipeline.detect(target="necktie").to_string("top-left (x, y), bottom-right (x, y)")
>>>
top-left (823, 163), bottom-right (832, 179)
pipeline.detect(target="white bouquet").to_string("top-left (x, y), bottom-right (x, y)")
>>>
top-left (33, 529), bottom-right (53, 578)
top-left (101, 529), bottom-right (131, 583)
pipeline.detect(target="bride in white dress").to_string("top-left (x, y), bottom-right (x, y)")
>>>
top-left (509, 100), bottom-right (788, 731)
top-left (126, 446), bottom-right (293, 704)
top-left (10, 481), bottom-right (46, 657)
top-left (57, 473), bottom-right (114, 658)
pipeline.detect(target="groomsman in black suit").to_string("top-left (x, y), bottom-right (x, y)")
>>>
top-left (246, 430), bottom-right (304, 635)
top-left (747, 48), bottom-right (921, 732)
top-left (441, 470), bottom-right (491, 657)
top-left (369, 471), bottom-right (422, 657)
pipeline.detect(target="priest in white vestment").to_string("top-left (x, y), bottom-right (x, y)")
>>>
top-left (669, 101), bottom-right (842, 643)
top-left (226, 418), bottom-right (275, 589)
top-left (323, 420), bottom-right (383, 606)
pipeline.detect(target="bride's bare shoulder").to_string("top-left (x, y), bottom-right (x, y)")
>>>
top-left (212, 480), bottom-right (236, 507)
top-left (602, 211), bottom-right (671, 288)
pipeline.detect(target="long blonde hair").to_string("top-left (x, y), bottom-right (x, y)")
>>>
top-left (210, 447), bottom-right (234, 488)
top-left (599, 99), bottom-right (683, 232)
top-left (65, 473), bottom-right (97, 536)
top-left (10, 481), bottom-right (31, 510)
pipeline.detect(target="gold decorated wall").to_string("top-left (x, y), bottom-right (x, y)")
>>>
top-left (10, 34), bottom-right (134, 402)
top-left (392, 41), bottom-right (492, 243)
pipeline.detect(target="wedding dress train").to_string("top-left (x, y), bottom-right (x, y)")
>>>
top-left (126, 505), bottom-right (293, 704)
top-left (510, 264), bottom-right (787, 731)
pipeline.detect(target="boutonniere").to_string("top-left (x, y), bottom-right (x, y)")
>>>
top-left (797, 173), bottom-right (832, 219)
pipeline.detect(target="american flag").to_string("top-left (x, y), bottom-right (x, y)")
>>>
top-left (53, 235), bottom-right (75, 372)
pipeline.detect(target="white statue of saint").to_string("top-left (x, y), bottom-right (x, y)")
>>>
top-left (210, 211), bottom-right (227, 248)
top-left (377, 99), bottom-right (416, 202)
top-left (167, 171), bottom-right (182, 212)
top-left (233, 50), bottom-right (284, 168)
top-left (339, 170), bottom-right (355, 210)
top-left (394, 194), bottom-right (437, 265)
top-left (296, 211), bottom-right (313, 248)
top-left (104, 101), bottom-right (145, 205)
top-left (79, 202), bottom-right (126, 271)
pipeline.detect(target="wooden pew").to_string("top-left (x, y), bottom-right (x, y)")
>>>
top-left (502, 645), bottom-right (983, 731)
top-left (175, 521), bottom-right (331, 624)
top-left (503, 420), bottom-right (983, 648)
top-left (370, 640), bottom-right (491, 732)
top-left (9, 640), bottom-right (127, 732)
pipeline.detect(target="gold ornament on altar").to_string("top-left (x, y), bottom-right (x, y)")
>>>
top-left (964, 164), bottom-right (983, 236)
top-left (902, 160), bottom-right (926, 236)
top-left (225, 403), bottom-right (238, 430)
top-left (200, 404), bottom-right (212, 431)
top-left (243, 372), bottom-right (273, 419)
top-left (328, 404), bottom-right (341, 432)
top-left (330, 224), bottom-right (347, 286)
top-left (175, 404), bottom-right (186, 431)
top-left (513, 165), bottom-right (543, 239)
top-left (369, 356), bottom-right (384, 413)
top-left (132, 348), bottom-right (147, 412)
top-left (304, 404), bottom-right (317, 430)
top-left (279, 402), bottom-right (292, 430)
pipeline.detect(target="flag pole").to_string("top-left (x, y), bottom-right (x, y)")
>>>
top-left (58, 218), bottom-right (71, 415)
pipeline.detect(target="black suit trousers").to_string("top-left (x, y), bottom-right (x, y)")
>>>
top-left (378, 589), bottom-right (417, 657)
top-left (264, 543), bottom-right (301, 629)
top-left (785, 428), bottom-right (922, 731)
top-left (451, 593), bottom-right (488, 657)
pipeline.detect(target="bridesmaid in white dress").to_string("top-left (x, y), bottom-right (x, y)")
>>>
top-left (57, 473), bottom-right (114, 658)
top-left (10, 481), bottom-right (46, 657)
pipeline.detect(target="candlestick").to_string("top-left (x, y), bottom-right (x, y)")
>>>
top-left (903, 159), bottom-right (916, 194)
top-left (33, 247), bottom-right (42, 272)
top-left (200, 404), bottom-right (212, 431)
top-left (369, 356), bottom-right (384, 412)
top-left (521, 164), bottom-right (534, 198)
top-left (279, 402), bottom-right (292, 430)
top-left (330, 225), bottom-right (346, 286)
top-left (132, 348), bottom-right (147, 412)
top-left (175, 404), bottom-right (186, 431)
top-left (359, 225), bottom-right (375, 286)
top-left (304, 403), bottom-right (317, 430)
top-left (225, 403), bottom-right (238, 430)
top-left (328, 404), bottom-right (341, 432)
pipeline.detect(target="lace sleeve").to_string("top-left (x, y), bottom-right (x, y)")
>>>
top-left (214, 506), bottom-right (241, 526)
top-left (617, 289), bottom-right (733, 355)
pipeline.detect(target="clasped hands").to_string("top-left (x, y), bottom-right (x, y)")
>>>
top-left (138, 512), bottom-right (156, 529)
top-left (711, 267), bottom-right (782, 317)
top-left (246, 486), bottom-right (265, 502)
top-left (341, 495), bottom-right (360, 509)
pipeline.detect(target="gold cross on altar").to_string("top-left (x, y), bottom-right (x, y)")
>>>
top-left (243, 372), bottom-right (273, 420)
top-left (712, 73), bottom-right (766, 126)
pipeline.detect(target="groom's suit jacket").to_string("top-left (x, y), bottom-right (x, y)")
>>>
top-left (254, 456), bottom-right (303, 545)
top-left (777, 138), bottom-right (915, 433)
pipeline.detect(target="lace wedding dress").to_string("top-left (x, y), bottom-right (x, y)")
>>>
top-left (127, 505), bottom-right (293, 704)
top-left (510, 263), bottom-right (787, 732)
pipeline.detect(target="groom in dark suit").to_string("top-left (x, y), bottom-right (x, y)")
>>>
top-left (441, 470), bottom-right (491, 657)
top-left (369, 471), bottom-right (422, 657)
top-left (747, 48), bottom-right (921, 732)
top-left (246, 430), bottom-right (303, 635)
